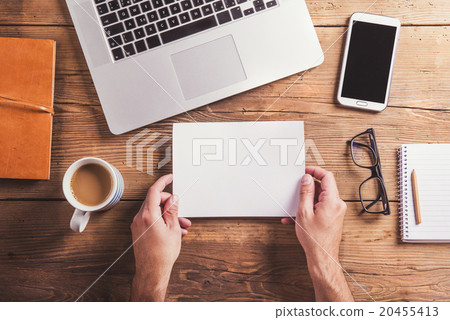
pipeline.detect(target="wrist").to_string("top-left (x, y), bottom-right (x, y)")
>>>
top-left (132, 271), bottom-right (171, 302)
top-left (306, 253), bottom-right (344, 284)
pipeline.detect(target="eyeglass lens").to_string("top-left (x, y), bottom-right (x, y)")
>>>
top-left (360, 177), bottom-right (387, 213)
top-left (351, 133), bottom-right (377, 168)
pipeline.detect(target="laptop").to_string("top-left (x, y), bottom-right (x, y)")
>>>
top-left (66, 0), bottom-right (323, 134)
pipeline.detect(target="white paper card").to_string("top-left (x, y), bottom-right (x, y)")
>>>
top-left (173, 121), bottom-right (305, 217)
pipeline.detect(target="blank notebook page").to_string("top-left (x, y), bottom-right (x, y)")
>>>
top-left (398, 144), bottom-right (450, 242)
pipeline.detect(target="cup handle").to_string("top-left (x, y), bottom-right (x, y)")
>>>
top-left (70, 209), bottom-right (92, 233)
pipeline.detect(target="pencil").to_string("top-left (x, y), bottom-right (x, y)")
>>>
top-left (411, 169), bottom-right (422, 224)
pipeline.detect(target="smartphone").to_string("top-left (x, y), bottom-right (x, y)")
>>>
top-left (337, 13), bottom-right (400, 111)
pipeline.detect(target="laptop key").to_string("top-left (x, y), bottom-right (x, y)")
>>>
top-left (158, 7), bottom-right (170, 18)
top-left (266, 0), bottom-right (277, 7)
top-left (151, 0), bottom-right (164, 8)
top-left (236, 0), bottom-right (246, 3)
top-left (97, 4), bottom-right (109, 15)
top-left (224, 0), bottom-right (235, 8)
top-left (164, 0), bottom-right (175, 4)
top-left (112, 47), bottom-right (125, 60)
top-left (134, 27), bottom-right (146, 39)
top-left (108, 0), bottom-right (120, 11)
top-left (130, 5), bottom-right (141, 15)
top-left (160, 15), bottom-right (217, 44)
top-left (169, 3), bottom-right (181, 14)
top-left (140, 1), bottom-right (153, 12)
top-left (123, 43), bottom-right (136, 56)
top-left (120, 0), bottom-right (132, 6)
top-left (213, 1), bottom-right (224, 12)
top-left (168, 16), bottom-right (180, 27)
top-left (217, 10), bottom-right (231, 24)
top-left (181, 0), bottom-right (193, 10)
top-left (135, 39), bottom-right (147, 52)
top-left (179, 12), bottom-right (191, 23)
top-left (104, 22), bottom-right (125, 36)
top-left (108, 35), bottom-right (123, 48)
top-left (118, 9), bottom-right (130, 20)
top-left (136, 14), bottom-right (148, 25)
top-left (201, 4), bottom-right (213, 15)
top-left (190, 8), bottom-right (202, 20)
top-left (147, 11), bottom-right (158, 21)
top-left (124, 18), bottom-right (137, 29)
top-left (157, 20), bottom-right (169, 31)
top-left (122, 31), bottom-right (135, 43)
top-left (95, 0), bottom-right (106, 4)
top-left (101, 12), bottom-right (118, 26)
top-left (243, 7), bottom-right (253, 15)
top-left (145, 23), bottom-right (157, 35)
top-left (193, 0), bottom-right (204, 6)
top-left (146, 35), bottom-right (162, 49)
top-left (230, 7), bottom-right (242, 19)
top-left (254, 3), bottom-right (265, 11)
top-left (133, 0), bottom-right (144, 3)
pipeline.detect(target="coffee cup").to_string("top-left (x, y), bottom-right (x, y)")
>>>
top-left (62, 157), bottom-right (124, 232)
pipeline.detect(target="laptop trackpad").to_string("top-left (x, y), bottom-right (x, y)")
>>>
top-left (171, 35), bottom-right (247, 100)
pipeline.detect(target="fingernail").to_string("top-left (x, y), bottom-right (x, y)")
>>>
top-left (173, 194), bottom-right (179, 203)
top-left (301, 174), bottom-right (313, 185)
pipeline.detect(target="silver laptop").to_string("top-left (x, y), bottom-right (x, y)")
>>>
top-left (66, 0), bottom-right (323, 134)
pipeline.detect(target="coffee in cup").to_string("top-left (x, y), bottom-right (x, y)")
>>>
top-left (63, 157), bottom-right (124, 232)
top-left (71, 163), bottom-right (112, 206)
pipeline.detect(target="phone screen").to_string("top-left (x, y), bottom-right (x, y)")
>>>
top-left (342, 21), bottom-right (397, 103)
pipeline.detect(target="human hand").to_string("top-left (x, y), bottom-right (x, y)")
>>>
top-left (131, 174), bottom-right (191, 301)
top-left (281, 166), bottom-right (352, 301)
top-left (281, 166), bottom-right (347, 269)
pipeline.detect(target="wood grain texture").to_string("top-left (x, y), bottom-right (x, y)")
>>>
top-left (0, 0), bottom-right (449, 302)
top-left (1, 201), bottom-right (449, 301)
top-left (0, 25), bottom-right (449, 200)
top-left (0, 26), bottom-right (448, 109)
top-left (0, 99), bottom-right (448, 201)
top-left (1, 1), bottom-right (449, 26)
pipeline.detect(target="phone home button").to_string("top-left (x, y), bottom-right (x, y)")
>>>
top-left (356, 101), bottom-right (368, 107)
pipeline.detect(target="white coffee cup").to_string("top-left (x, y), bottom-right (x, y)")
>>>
top-left (62, 157), bottom-right (124, 232)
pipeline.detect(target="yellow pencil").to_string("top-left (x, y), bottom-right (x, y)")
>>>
top-left (411, 169), bottom-right (422, 224)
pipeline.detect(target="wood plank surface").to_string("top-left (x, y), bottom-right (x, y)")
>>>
top-left (1, 1), bottom-right (449, 26)
top-left (0, 26), bottom-right (448, 109)
top-left (0, 99), bottom-right (449, 201)
top-left (1, 201), bottom-right (449, 301)
top-left (0, 0), bottom-right (449, 302)
top-left (0, 25), bottom-right (448, 200)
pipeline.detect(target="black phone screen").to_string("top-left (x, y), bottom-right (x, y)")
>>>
top-left (341, 21), bottom-right (397, 103)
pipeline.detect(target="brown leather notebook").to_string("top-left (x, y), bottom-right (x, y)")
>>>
top-left (0, 37), bottom-right (56, 180)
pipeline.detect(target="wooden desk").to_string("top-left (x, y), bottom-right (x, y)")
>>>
top-left (1, 0), bottom-right (449, 301)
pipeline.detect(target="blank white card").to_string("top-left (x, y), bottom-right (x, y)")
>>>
top-left (173, 121), bottom-right (305, 218)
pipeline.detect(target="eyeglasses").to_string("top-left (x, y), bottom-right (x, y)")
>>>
top-left (348, 128), bottom-right (390, 215)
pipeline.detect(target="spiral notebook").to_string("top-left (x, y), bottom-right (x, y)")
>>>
top-left (398, 144), bottom-right (450, 243)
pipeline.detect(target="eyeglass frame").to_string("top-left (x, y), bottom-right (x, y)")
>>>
top-left (348, 128), bottom-right (391, 215)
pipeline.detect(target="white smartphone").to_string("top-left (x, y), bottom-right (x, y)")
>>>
top-left (337, 13), bottom-right (401, 111)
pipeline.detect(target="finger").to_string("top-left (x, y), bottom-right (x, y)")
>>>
top-left (281, 217), bottom-right (295, 225)
top-left (147, 174), bottom-right (174, 208)
top-left (305, 166), bottom-right (339, 198)
top-left (181, 229), bottom-right (188, 236)
top-left (179, 217), bottom-right (192, 229)
top-left (163, 195), bottom-right (179, 229)
top-left (160, 192), bottom-right (172, 204)
top-left (297, 173), bottom-right (315, 219)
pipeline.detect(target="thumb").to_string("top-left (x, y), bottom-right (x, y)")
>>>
top-left (163, 195), bottom-right (180, 229)
top-left (297, 174), bottom-right (315, 219)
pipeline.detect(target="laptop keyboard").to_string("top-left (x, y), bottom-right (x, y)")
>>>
top-left (94, 0), bottom-right (279, 62)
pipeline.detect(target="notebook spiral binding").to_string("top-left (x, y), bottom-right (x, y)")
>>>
top-left (398, 145), bottom-right (409, 239)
